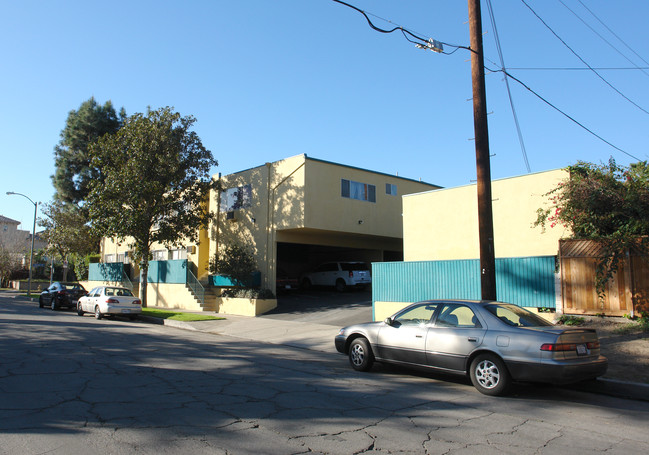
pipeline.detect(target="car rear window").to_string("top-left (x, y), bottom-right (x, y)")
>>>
top-left (340, 263), bottom-right (369, 271)
top-left (484, 303), bottom-right (553, 327)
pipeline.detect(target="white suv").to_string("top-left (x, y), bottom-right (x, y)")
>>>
top-left (301, 262), bottom-right (371, 292)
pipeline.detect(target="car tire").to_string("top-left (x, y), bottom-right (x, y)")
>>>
top-left (94, 306), bottom-right (103, 320)
top-left (470, 353), bottom-right (511, 396)
top-left (38, 296), bottom-right (44, 308)
top-left (348, 337), bottom-right (374, 372)
top-left (335, 279), bottom-right (346, 293)
top-left (77, 303), bottom-right (84, 316)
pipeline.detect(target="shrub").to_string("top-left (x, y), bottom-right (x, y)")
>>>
top-left (220, 288), bottom-right (276, 299)
top-left (210, 243), bottom-right (257, 287)
top-left (556, 315), bottom-right (586, 326)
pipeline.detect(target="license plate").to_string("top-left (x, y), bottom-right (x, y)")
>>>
top-left (576, 344), bottom-right (587, 355)
top-left (285, 285), bottom-right (292, 289)
top-left (121, 309), bottom-right (131, 314)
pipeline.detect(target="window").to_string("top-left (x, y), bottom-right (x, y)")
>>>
top-left (152, 250), bottom-right (168, 261)
top-left (341, 179), bottom-right (376, 203)
top-left (435, 304), bottom-right (481, 328)
top-left (393, 303), bottom-right (439, 325)
top-left (386, 183), bottom-right (397, 196)
top-left (104, 254), bottom-right (116, 263)
top-left (220, 184), bottom-right (252, 212)
top-left (171, 248), bottom-right (187, 260)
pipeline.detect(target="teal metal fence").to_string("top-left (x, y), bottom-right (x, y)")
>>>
top-left (373, 256), bottom-right (557, 309)
top-left (90, 260), bottom-right (189, 284)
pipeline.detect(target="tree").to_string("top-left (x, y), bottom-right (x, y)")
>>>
top-left (86, 107), bottom-right (217, 306)
top-left (535, 159), bottom-right (649, 295)
top-left (52, 97), bottom-right (125, 205)
top-left (209, 242), bottom-right (258, 287)
top-left (38, 201), bottom-right (100, 281)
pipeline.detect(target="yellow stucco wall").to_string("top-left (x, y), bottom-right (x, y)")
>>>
top-left (212, 154), bottom-right (439, 290)
top-left (403, 169), bottom-right (571, 261)
top-left (304, 159), bottom-right (439, 238)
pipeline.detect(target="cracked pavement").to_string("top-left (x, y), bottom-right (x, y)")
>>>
top-left (1, 297), bottom-right (649, 454)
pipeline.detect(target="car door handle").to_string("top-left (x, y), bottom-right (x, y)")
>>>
top-left (415, 335), bottom-right (423, 338)
top-left (468, 337), bottom-right (478, 342)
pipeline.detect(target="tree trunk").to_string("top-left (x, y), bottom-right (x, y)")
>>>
top-left (139, 262), bottom-right (148, 308)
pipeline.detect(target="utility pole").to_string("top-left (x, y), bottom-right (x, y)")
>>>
top-left (468, 0), bottom-right (497, 300)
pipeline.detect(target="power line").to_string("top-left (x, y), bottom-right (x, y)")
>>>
top-left (485, 0), bottom-right (531, 173)
top-left (331, 0), bottom-right (641, 163)
top-left (558, 0), bottom-right (649, 78)
top-left (520, 0), bottom-right (649, 116)
top-left (507, 67), bottom-right (649, 71)
top-left (496, 68), bottom-right (641, 162)
top-left (576, 0), bottom-right (649, 68)
top-left (330, 0), bottom-right (468, 54)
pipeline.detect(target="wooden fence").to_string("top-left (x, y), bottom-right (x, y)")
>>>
top-left (560, 239), bottom-right (649, 316)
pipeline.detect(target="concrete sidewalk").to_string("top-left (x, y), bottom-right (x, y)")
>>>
top-left (141, 308), bottom-right (649, 403)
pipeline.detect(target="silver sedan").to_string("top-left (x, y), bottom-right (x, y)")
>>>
top-left (335, 300), bottom-right (608, 396)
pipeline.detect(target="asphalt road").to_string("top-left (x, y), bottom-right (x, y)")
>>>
top-left (2, 294), bottom-right (649, 454)
top-left (268, 289), bottom-right (373, 326)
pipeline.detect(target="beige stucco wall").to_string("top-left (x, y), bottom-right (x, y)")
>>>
top-left (403, 169), bottom-right (570, 261)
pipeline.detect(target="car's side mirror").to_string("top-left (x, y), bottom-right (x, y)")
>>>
top-left (384, 317), bottom-right (393, 326)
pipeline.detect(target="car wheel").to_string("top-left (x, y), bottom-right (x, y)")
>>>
top-left (348, 337), bottom-right (374, 372)
top-left (38, 296), bottom-right (44, 308)
top-left (301, 278), bottom-right (312, 290)
top-left (335, 279), bottom-right (346, 293)
top-left (94, 306), bottom-right (103, 320)
top-left (470, 353), bottom-right (511, 396)
top-left (77, 303), bottom-right (84, 316)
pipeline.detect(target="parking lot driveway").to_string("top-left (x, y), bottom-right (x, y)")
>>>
top-left (264, 289), bottom-right (372, 326)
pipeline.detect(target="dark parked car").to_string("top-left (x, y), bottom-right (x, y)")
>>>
top-left (335, 299), bottom-right (608, 396)
top-left (276, 268), bottom-right (299, 292)
top-left (39, 282), bottom-right (87, 311)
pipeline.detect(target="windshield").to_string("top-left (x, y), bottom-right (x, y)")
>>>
top-left (484, 303), bottom-right (553, 327)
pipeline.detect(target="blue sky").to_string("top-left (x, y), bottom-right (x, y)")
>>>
top-left (2, 0), bottom-right (647, 230)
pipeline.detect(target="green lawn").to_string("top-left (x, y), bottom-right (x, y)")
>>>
top-left (141, 308), bottom-right (225, 322)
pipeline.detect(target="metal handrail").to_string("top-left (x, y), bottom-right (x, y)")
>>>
top-left (186, 265), bottom-right (205, 307)
top-left (121, 269), bottom-right (134, 291)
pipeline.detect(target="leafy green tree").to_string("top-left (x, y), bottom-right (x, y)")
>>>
top-left (52, 97), bottom-right (126, 205)
top-left (86, 107), bottom-right (217, 306)
top-left (38, 201), bottom-right (100, 281)
top-left (209, 242), bottom-right (258, 287)
top-left (536, 159), bottom-right (649, 295)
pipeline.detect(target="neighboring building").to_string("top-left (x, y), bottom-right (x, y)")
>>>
top-left (402, 169), bottom-right (570, 261)
top-left (0, 215), bottom-right (47, 265)
top-left (97, 154), bottom-right (440, 311)
top-left (373, 169), bottom-right (570, 321)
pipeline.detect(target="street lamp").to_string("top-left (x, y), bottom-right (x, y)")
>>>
top-left (6, 192), bottom-right (38, 297)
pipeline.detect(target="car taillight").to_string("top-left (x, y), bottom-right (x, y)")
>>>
top-left (133, 299), bottom-right (141, 305)
top-left (540, 341), bottom-right (600, 351)
top-left (349, 271), bottom-right (353, 278)
top-left (57, 290), bottom-right (67, 295)
top-left (541, 343), bottom-right (577, 352)
top-left (106, 298), bottom-right (119, 304)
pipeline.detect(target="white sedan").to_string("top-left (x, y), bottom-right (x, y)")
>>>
top-left (77, 286), bottom-right (142, 320)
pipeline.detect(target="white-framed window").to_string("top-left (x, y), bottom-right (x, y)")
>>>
top-left (170, 248), bottom-right (187, 260)
top-left (152, 250), bottom-right (168, 261)
top-left (104, 254), bottom-right (117, 263)
top-left (341, 179), bottom-right (376, 203)
top-left (386, 183), bottom-right (397, 196)
top-left (220, 184), bottom-right (252, 212)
